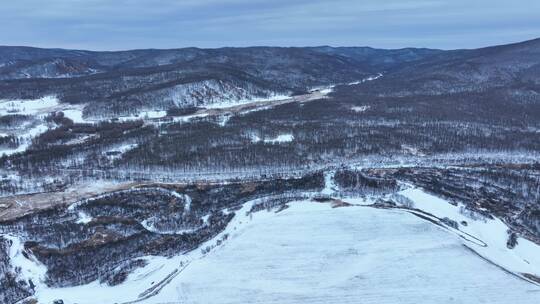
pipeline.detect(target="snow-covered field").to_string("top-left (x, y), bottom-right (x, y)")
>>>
top-left (155, 202), bottom-right (539, 304)
top-left (25, 187), bottom-right (540, 304)
top-left (0, 96), bottom-right (61, 116)
top-left (0, 96), bottom-right (87, 122)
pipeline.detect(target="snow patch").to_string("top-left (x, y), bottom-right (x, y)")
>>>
top-left (76, 211), bottom-right (93, 224)
top-left (204, 94), bottom-right (290, 109)
top-left (0, 96), bottom-right (59, 116)
top-left (62, 109), bottom-right (88, 123)
top-left (321, 170), bottom-right (337, 195)
top-left (351, 105), bottom-right (370, 113)
top-left (103, 143), bottom-right (139, 159)
top-left (348, 73), bottom-right (383, 85)
top-left (249, 133), bottom-right (294, 144)
top-left (4, 234), bottom-right (48, 286)
top-left (0, 123), bottom-right (50, 156)
top-left (117, 110), bottom-right (168, 121)
top-left (264, 134), bottom-right (294, 144)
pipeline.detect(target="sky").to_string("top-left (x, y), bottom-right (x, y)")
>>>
top-left (1, 0), bottom-right (539, 51)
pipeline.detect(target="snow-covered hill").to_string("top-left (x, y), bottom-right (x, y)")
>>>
top-left (29, 193), bottom-right (540, 304)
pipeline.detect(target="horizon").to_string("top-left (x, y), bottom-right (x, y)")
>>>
top-left (1, 36), bottom-right (539, 53)
top-left (1, 0), bottom-right (540, 51)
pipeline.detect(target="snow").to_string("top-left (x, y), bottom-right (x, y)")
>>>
top-left (0, 96), bottom-right (93, 156)
top-left (204, 94), bottom-right (291, 109)
top-left (321, 170), bottom-right (337, 195)
top-left (32, 195), bottom-right (540, 304)
top-left (62, 109), bottom-right (87, 123)
top-left (351, 105), bottom-right (370, 113)
top-left (34, 199), bottom-right (259, 304)
top-left (201, 214), bottom-right (211, 224)
top-left (148, 201), bottom-right (540, 303)
top-left (103, 143), bottom-right (139, 159)
top-left (249, 133), bottom-right (295, 144)
top-left (5, 234), bottom-right (48, 285)
top-left (249, 133), bottom-right (261, 143)
top-left (117, 110), bottom-right (168, 121)
top-left (140, 218), bottom-right (201, 235)
top-left (217, 114), bottom-right (231, 126)
top-left (309, 84), bottom-right (335, 94)
top-left (76, 211), bottom-right (93, 224)
top-left (348, 73), bottom-right (383, 85)
top-left (264, 134), bottom-right (294, 144)
top-left (0, 96), bottom-right (59, 116)
top-left (0, 96), bottom-right (173, 125)
top-left (171, 113), bottom-right (209, 124)
top-left (308, 73), bottom-right (383, 95)
top-left (319, 88), bottom-right (333, 94)
top-left (0, 123), bottom-right (50, 156)
top-left (400, 144), bottom-right (425, 156)
top-left (182, 194), bottom-right (192, 213)
top-left (398, 187), bottom-right (540, 282)
top-left (116, 143), bottom-right (139, 153)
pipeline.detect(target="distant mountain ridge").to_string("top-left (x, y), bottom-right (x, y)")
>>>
top-left (0, 45), bottom-right (444, 80)
top-left (1, 38), bottom-right (539, 117)
top-left (0, 45), bottom-right (445, 117)
top-left (358, 37), bottom-right (540, 96)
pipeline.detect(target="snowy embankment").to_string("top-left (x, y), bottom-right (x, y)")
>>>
top-left (396, 187), bottom-right (540, 284)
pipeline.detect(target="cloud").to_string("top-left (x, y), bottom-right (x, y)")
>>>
top-left (0, 0), bottom-right (539, 50)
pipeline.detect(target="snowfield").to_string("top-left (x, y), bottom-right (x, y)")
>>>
top-left (28, 188), bottom-right (540, 304)
top-left (144, 202), bottom-right (540, 304)
top-left (0, 96), bottom-right (60, 116)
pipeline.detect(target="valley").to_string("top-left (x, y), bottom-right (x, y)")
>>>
top-left (1, 38), bottom-right (540, 303)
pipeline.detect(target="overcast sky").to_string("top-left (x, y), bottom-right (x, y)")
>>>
top-left (1, 0), bottom-right (539, 51)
